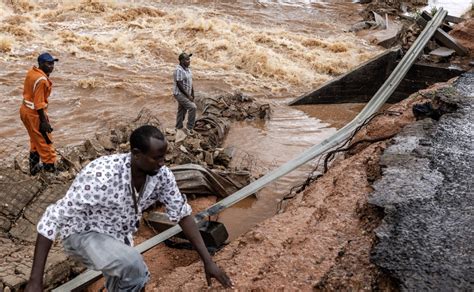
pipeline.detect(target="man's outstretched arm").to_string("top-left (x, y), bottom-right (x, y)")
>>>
top-left (25, 233), bottom-right (53, 292)
top-left (179, 215), bottom-right (233, 288)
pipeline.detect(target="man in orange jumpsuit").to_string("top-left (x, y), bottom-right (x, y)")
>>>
top-left (20, 52), bottom-right (58, 175)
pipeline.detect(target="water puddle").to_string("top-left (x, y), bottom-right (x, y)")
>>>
top-left (219, 99), bottom-right (364, 238)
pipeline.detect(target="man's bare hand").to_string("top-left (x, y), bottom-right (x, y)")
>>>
top-left (204, 261), bottom-right (233, 288)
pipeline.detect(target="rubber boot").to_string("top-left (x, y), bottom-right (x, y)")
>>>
top-left (29, 152), bottom-right (40, 175)
top-left (43, 163), bottom-right (56, 173)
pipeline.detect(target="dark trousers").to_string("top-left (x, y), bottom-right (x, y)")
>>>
top-left (174, 93), bottom-right (197, 130)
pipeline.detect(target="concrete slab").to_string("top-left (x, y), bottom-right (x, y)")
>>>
top-left (445, 15), bottom-right (464, 24)
top-left (429, 47), bottom-right (455, 57)
top-left (289, 49), bottom-right (399, 105)
top-left (357, 21), bottom-right (403, 48)
top-left (0, 170), bottom-right (42, 223)
top-left (428, 47), bottom-right (456, 62)
top-left (417, 16), bottom-right (469, 56)
top-left (289, 49), bottom-right (465, 105)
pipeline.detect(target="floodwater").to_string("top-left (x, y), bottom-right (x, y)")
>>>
top-left (0, 0), bottom-right (382, 239)
top-left (219, 101), bottom-right (366, 237)
top-left (426, 0), bottom-right (473, 17)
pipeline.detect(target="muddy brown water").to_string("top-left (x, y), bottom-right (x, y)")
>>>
top-left (426, 0), bottom-right (473, 17)
top-left (0, 0), bottom-right (386, 240)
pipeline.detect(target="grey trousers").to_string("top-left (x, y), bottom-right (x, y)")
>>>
top-left (63, 232), bottom-right (149, 292)
top-left (174, 93), bottom-right (197, 130)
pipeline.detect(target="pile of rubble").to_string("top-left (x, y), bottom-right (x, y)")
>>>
top-left (197, 93), bottom-right (270, 121)
top-left (193, 93), bottom-right (270, 148)
top-left (359, 0), bottom-right (429, 19)
top-left (353, 0), bottom-right (471, 63)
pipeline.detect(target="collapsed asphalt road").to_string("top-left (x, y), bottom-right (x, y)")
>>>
top-left (370, 71), bottom-right (474, 291)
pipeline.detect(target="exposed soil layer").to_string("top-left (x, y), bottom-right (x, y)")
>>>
top-left (370, 72), bottom-right (474, 291)
top-left (449, 18), bottom-right (474, 53)
top-left (145, 95), bottom-right (430, 291)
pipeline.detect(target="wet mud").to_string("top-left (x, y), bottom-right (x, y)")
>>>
top-left (449, 18), bottom-right (474, 52)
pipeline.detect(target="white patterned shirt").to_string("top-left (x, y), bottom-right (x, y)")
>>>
top-left (173, 64), bottom-right (193, 96)
top-left (37, 153), bottom-right (192, 246)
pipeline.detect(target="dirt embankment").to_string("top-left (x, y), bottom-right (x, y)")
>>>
top-left (144, 94), bottom-right (429, 290)
top-left (449, 18), bottom-right (474, 52)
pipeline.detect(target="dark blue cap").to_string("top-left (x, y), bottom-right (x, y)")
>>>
top-left (38, 52), bottom-right (59, 63)
top-left (178, 52), bottom-right (192, 61)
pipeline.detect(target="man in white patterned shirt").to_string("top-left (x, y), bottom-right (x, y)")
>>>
top-left (173, 52), bottom-right (197, 135)
top-left (25, 125), bottom-right (233, 291)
